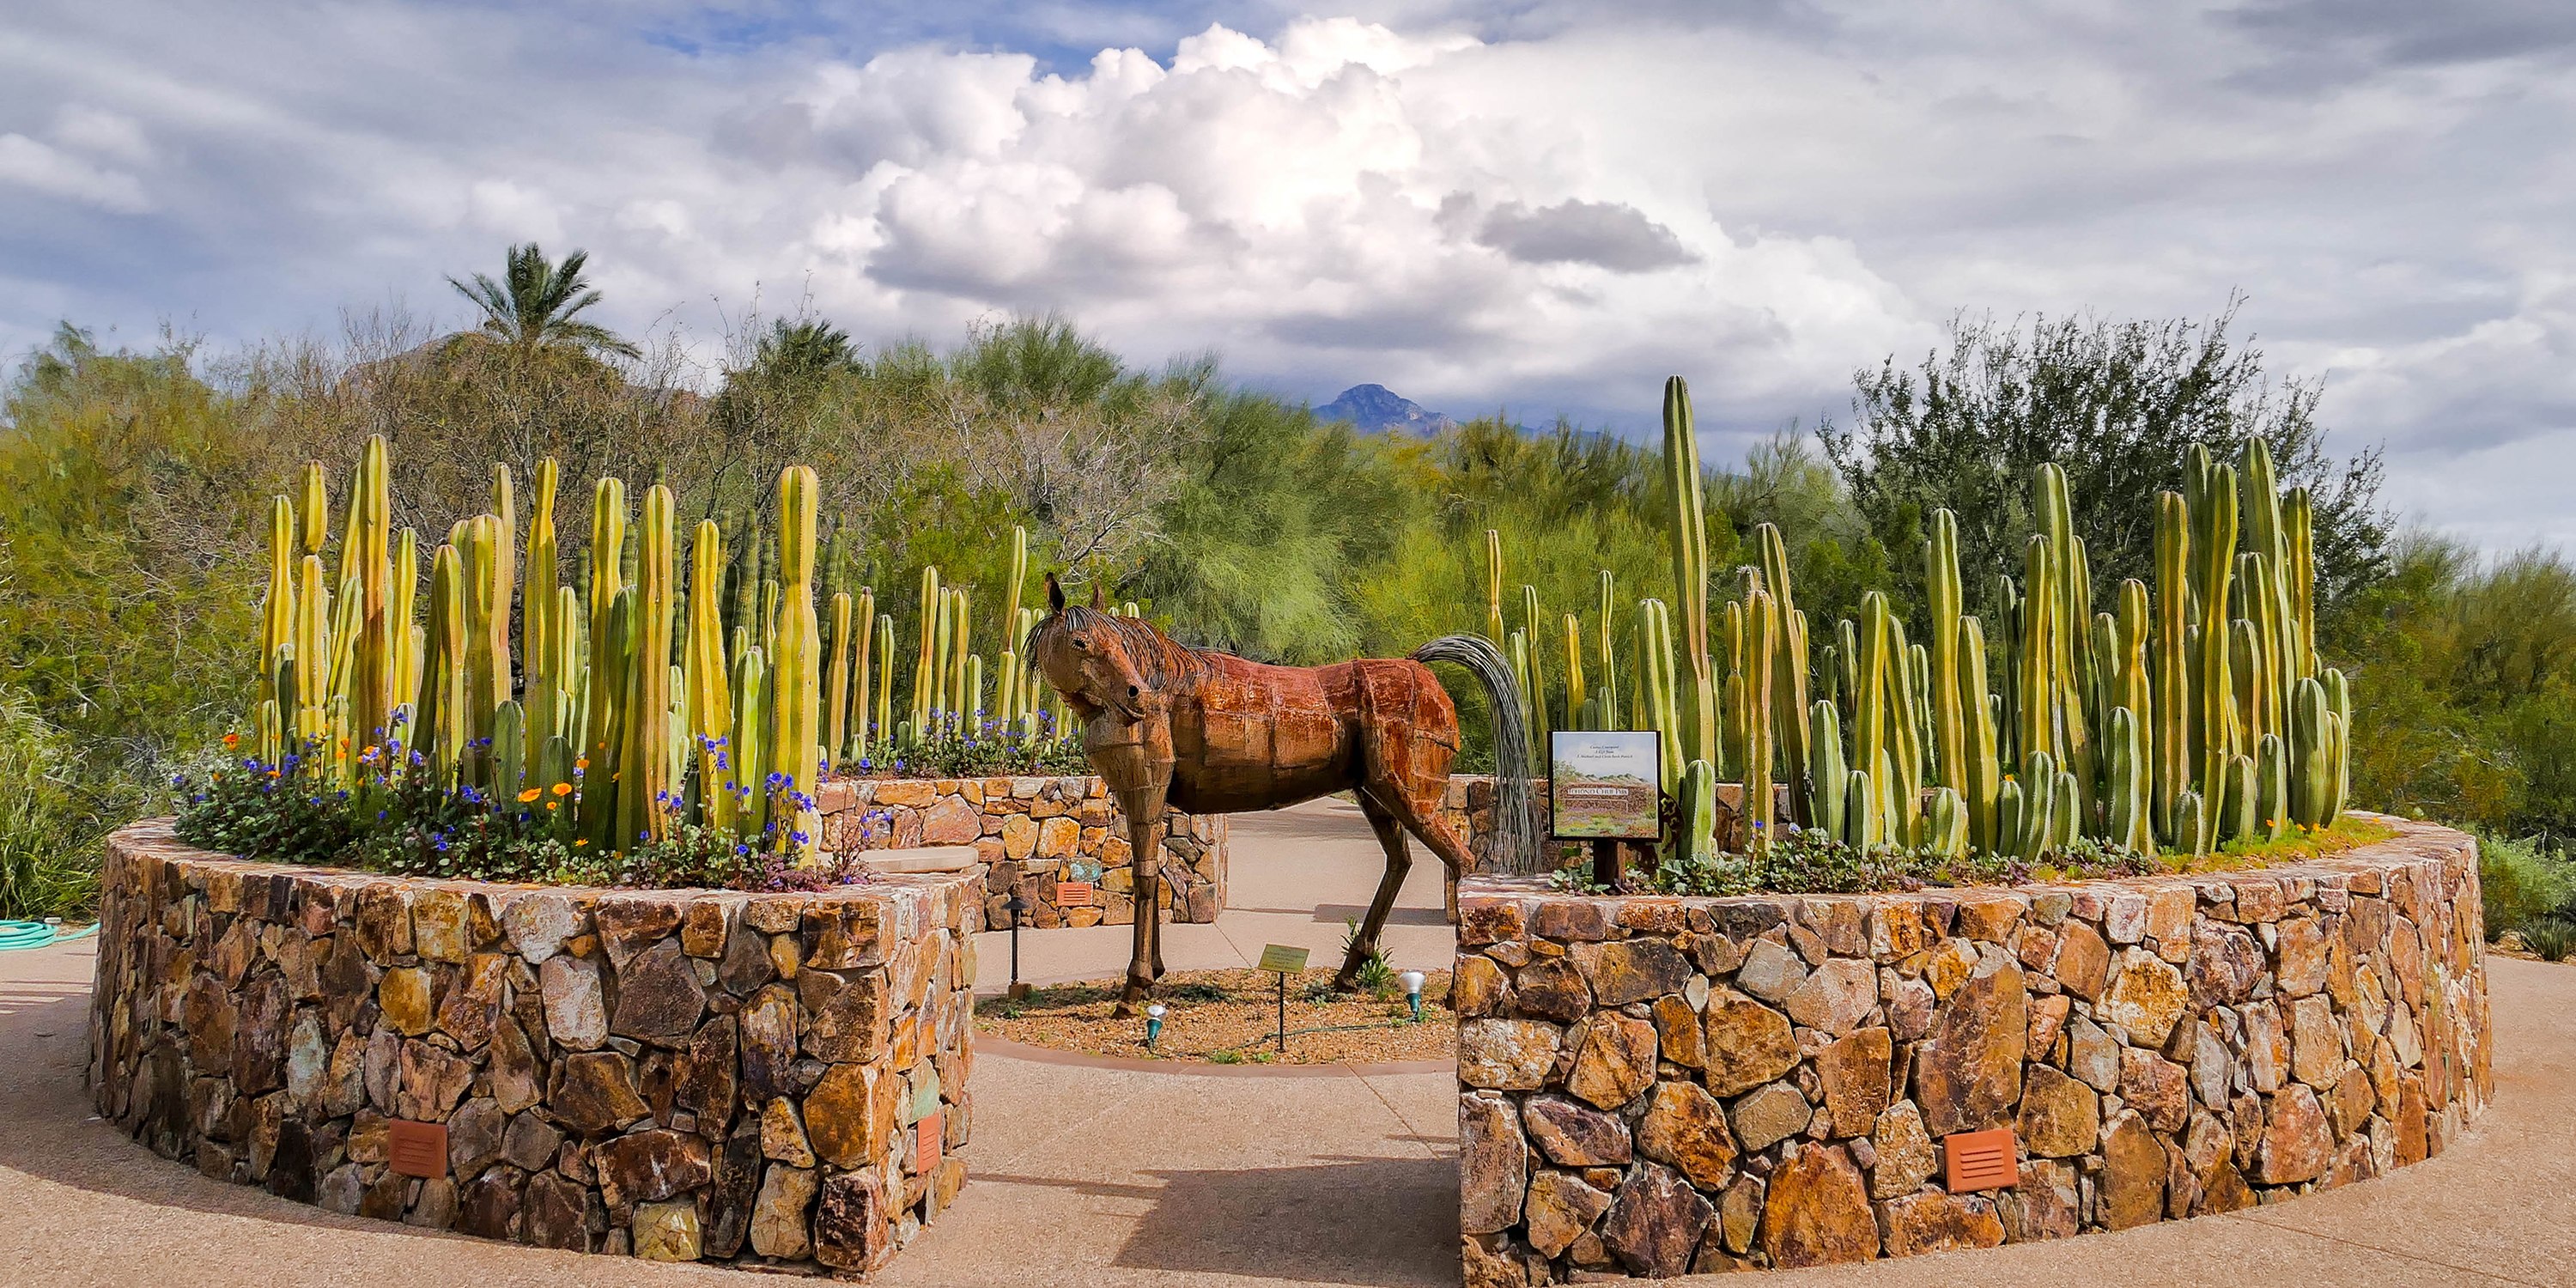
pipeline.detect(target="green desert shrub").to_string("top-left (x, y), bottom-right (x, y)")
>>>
top-left (2476, 831), bottom-right (2576, 940)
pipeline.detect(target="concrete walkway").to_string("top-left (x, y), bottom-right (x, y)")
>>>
top-left (2, 799), bottom-right (2571, 1286)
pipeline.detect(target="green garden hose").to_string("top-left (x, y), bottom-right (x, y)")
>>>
top-left (0, 920), bottom-right (97, 951)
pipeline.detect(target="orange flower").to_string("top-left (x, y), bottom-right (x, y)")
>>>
top-left (575, 757), bottom-right (590, 770)
top-left (222, 732), bottom-right (240, 747)
top-left (551, 782), bottom-right (572, 796)
top-left (545, 801), bottom-right (559, 811)
top-left (517, 788), bottom-right (542, 803)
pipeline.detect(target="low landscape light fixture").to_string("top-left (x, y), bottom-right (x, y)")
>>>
top-left (1144, 1003), bottom-right (1167, 1050)
top-left (1399, 969), bottom-right (1426, 1022)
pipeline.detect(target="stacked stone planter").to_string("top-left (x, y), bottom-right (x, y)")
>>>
top-left (816, 776), bottom-right (1226, 933)
top-left (1452, 816), bottom-right (2492, 1282)
top-left (88, 821), bottom-right (978, 1276)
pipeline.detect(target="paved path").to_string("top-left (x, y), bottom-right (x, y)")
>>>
top-left (2, 799), bottom-right (2571, 1285)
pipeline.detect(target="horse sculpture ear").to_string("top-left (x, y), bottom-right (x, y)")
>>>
top-left (1047, 574), bottom-right (1066, 612)
top-left (1089, 581), bottom-right (1105, 610)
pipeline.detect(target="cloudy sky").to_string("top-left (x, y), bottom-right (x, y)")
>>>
top-left (4, 1), bottom-right (2572, 547)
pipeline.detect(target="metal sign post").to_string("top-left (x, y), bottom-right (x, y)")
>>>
top-left (1256, 943), bottom-right (1309, 1053)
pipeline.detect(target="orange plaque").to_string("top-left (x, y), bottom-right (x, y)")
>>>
top-left (1056, 881), bottom-right (1095, 908)
top-left (387, 1119), bottom-right (448, 1178)
top-left (916, 1113), bottom-right (941, 1174)
top-left (1943, 1127), bottom-right (2018, 1193)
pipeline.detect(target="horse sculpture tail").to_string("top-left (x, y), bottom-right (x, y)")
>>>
top-left (1413, 635), bottom-right (1539, 875)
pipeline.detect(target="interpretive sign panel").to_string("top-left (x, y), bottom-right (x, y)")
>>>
top-left (1548, 730), bottom-right (1662, 840)
top-left (1257, 943), bottom-right (1310, 974)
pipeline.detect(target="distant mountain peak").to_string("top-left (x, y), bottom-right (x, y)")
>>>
top-left (1317, 383), bottom-right (1456, 435)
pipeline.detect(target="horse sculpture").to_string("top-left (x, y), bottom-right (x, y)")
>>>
top-left (1026, 577), bottom-right (1535, 1012)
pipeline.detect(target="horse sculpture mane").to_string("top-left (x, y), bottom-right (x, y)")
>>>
top-left (1026, 576), bottom-right (1534, 1012)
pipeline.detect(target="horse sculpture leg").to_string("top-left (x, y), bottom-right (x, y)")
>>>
top-left (1114, 805), bottom-right (1170, 1018)
top-left (1335, 791), bottom-right (1414, 991)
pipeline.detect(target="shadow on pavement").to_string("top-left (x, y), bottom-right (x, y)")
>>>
top-left (1115, 1155), bottom-right (1455, 1286)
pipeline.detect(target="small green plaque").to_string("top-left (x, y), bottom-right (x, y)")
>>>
top-left (1256, 944), bottom-right (1310, 974)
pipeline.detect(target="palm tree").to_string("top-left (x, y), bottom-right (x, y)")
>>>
top-left (754, 318), bottom-right (860, 382)
top-left (447, 243), bottom-right (641, 360)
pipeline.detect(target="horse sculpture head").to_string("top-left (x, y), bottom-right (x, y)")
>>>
top-left (1027, 574), bottom-right (1153, 725)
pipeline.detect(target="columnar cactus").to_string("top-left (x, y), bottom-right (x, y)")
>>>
top-left (687, 519), bottom-right (734, 832)
top-left (773, 465), bottom-right (824, 854)
top-left (1923, 510), bottom-right (1968, 805)
top-left (1758, 523), bottom-right (1811, 825)
top-left (1662, 377), bottom-right (1718, 769)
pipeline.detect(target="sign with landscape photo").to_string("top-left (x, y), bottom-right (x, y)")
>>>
top-left (1549, 731), bottom-right (1662, 840)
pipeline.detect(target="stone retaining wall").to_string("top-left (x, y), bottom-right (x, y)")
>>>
top-left (815, 776), bottom-right (1225, 933)
top-left (88, 821), bottom-right (978, 1276)
top-left (1451, 815), bottom-right (2492, 1281)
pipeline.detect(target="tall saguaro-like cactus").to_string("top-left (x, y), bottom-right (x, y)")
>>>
top-left (1662, 378), bottom-right (1718, 769)
top-left (773, 465), bottom-right (824, 855)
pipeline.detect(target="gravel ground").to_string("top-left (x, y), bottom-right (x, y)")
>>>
top-left (975, 967), bottom-right (1456, 1064)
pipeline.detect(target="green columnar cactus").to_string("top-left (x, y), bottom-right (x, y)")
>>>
top-left (2285, 488), bottom-right (2318, 684)
top-left (1680, 758), bottom-right (1716, 867)
top-left (2017, 750), bottom-right (2057, 861)
top-left (1957, 616), bottom-right (2001, 852)
top-left (1662, 377), bottom-right (1718, 769)
top-left (343, 436), bottom-right (394, 755)
top-left (390, 528), bottom-right (420, 722)
top-left (826, 591), bottom-right (853, 771)
top-left (525, 459), bottom-right (559, 746)
top-left (1637, 598), bottom-right (1682, 794)
top-left (1886, 615), bottom-right (1925, 845)
top-left (1923, 510), bottom-right (1968, 802)
top-left (731, 645), bottom-right (769, 838)
top-left (1996, 779), bottom-right (2025, 861)
top-left (1808, 699), bottom-right (1847, 842)
top-left (262, 495), bottom-right (297, 747)
top-left (583, 477), bottom-right (629, 771)
top-left (1485, 530), bottom-right (1505, 647)
top-left (930, 583), bottom-right (954, 721)
top-left (1521, 584), bottom-right (1549, 750)
top-left (2229, 615), bottom-right (2267, 761)
top-left (1757, 523), bottom-right (1812, 824)
top-left (851, 588), bottom-right (877, 758)
top-left (1719, 598), bottom-right (1747, 778)
top-left (2255, 732), bottom-right (2288, 841)
top-left (299, 462), bottom-right (328, 558)
top-left (460, 514), bottom-right (509, 763)
top-left (426, 544), bottom-right (467, 783)
top-left (914, 566), bottom-right (939, 726)
top-left (2105, 706), bottom-right (2151, 853)
top-left (493, 701), bottom-right (526, 801)
top-left (2221, 753), bottom-right (2257, 844)
top-left (773, 465), bottom-right (823, 855)
top-left (687, 519), bottom-right (734, 832)
top-left (874, 613), bottom-right (896, 751)
top-left (2239, 551), bottom-right (2285, 744)
top-left (1990, 574), bottom-right (2021, 769)
top-left (2153, 491), bottom-right (2190, 840)
top-left (1856, 593), bottom-right (1892, 819)
top-left (2324, 667), bottom-right (2351, 821)
top-left (1561, 614), bottom-right (1587, 730)
top-left (490, 464), bottom-right (516, 690)
top-left (1843, 769), bottom-right (1880, 849)
top-left (2050, 766), bottom-right (2082, 853)
top-left (2174, 787), bottom-right (2210, 856)
top-left (2034, 465), bottom-right (2093, 818)
top-left (617, 485), bottom-right (677, 843)
top-left (294, 553), bottom-right (330, 747)
top-left (952, 586), bottom-right (975, 718)
top-left (1595, 570), bottom-right (1619, 733)
top-left (1927, 787), bottom-right (1967, 859)
top-left (2193, 461), bottom-right (2239, 802)
top-left (1742, 587), bottom-right (1777, 853)
top-left (2291, 676), bottom-right (2332, 829)
top-left (581, 589), bottom-right (634, 851)
top-left (2016, 537), bottom-right (2052, 777)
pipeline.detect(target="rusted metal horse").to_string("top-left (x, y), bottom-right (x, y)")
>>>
top-left (1026, 578), bottom-right (1534, 1012)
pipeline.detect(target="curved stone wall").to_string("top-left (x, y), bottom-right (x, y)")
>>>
top-left (87, 822), bottom-right (978, 1274)
top-left (1451, 816), bottom-right (2492, 1281)
top-left (815, 775), bottom-right (1227, 931)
